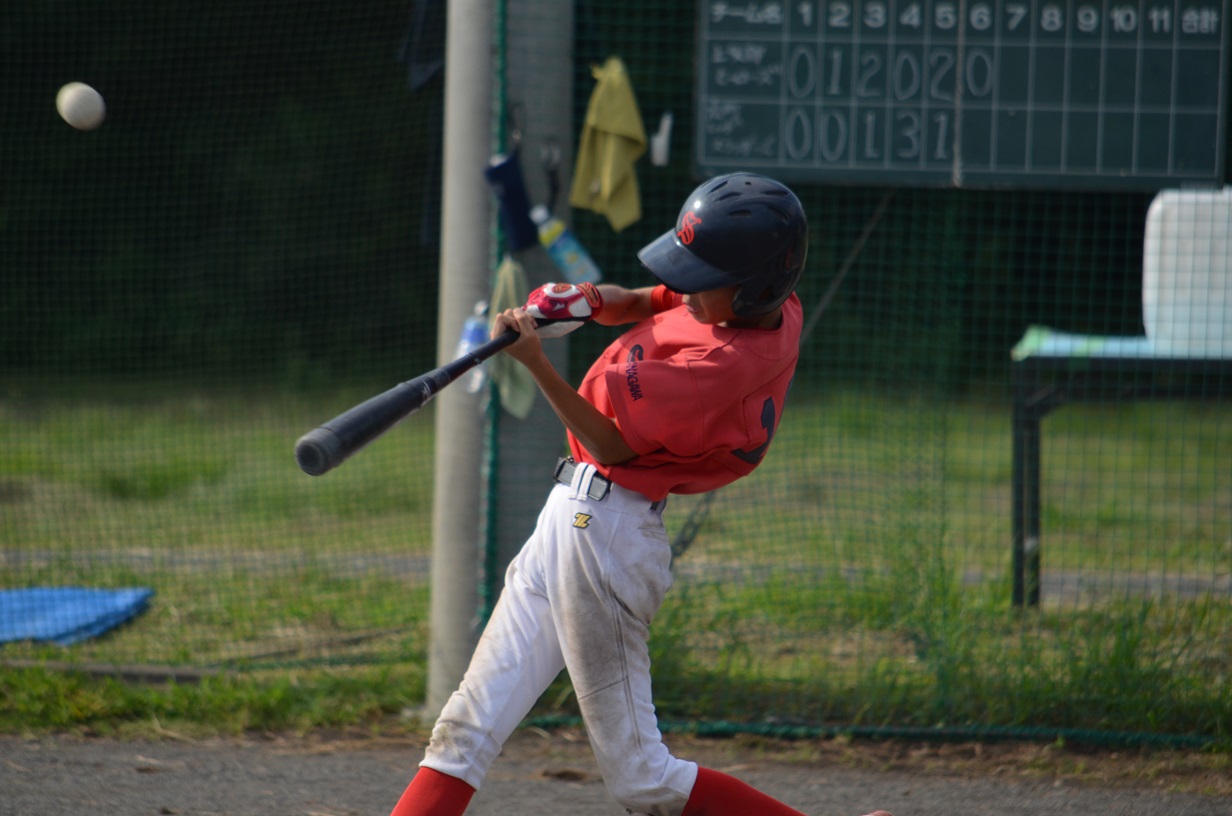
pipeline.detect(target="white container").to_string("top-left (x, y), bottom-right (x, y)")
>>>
top-left (1142, 188), bottom-right (1232, 357)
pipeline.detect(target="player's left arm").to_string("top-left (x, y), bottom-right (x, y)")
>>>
top-left (491, 307), bottom-right (637, 465)
top-left (593, 285), bottom-right (662, 325)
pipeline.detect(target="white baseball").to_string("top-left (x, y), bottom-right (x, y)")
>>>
top-left (56, 83), bottom-right (106, 131)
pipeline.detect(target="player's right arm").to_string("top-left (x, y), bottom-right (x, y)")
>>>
top-left (491, 307), bottom-right (637, 465)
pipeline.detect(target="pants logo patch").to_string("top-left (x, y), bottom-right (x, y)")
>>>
top-left (573, 513), bottom-right (592, 529)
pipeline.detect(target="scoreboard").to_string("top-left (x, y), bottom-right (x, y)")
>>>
top-left (695, 0), bottom-right (1229, 188)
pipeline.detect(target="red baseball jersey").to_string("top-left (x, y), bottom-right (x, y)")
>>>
top-left (569, 289), bottom-right (802, 501)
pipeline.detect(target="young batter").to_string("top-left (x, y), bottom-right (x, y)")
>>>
top-left (389, 173), bottom-right (891, 816)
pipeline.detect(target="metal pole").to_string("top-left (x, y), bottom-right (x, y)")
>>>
top-left (1011, 363), bottom-right (1027, 608)
top-left (1012, 360), bottom-right (1044, 608)
top-left (493, 0), bottom-right (577, 579)
top-left (426, 0), bottom-right (495, 715)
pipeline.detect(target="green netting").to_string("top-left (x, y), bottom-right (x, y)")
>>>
top-left (3, 0), bottom-right (444, 682)
top-left (2, 1), bottom-right (1229, 746)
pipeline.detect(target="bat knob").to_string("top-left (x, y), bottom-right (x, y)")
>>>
top-left (295, 427), bottom-right (347, 476)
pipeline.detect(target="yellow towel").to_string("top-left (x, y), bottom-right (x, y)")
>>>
top-left (487, 255), bottom-right (537, 419)
top-left (569, 57), bottom-right (647, 232)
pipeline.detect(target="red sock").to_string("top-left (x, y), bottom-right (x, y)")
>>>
top-left (388, 767), bottom-right (476, 816)
top-left (682, 766), bottom-right (806, 816)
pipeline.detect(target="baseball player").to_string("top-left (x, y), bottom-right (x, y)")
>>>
top-left (388, 173), bottom-right (892, 816)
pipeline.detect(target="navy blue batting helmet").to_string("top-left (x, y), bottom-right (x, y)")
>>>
top-left (638, 173), bottom-right (808, 318)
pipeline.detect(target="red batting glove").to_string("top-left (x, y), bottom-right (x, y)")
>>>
top-left (523, 282), bottom-right (603, 338)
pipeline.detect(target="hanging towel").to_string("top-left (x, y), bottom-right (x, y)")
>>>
top-left (488, 255), bottom-right (537, 419)
top-left (569, 57), bottom-right (647, 232)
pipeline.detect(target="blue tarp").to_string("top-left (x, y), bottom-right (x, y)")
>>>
top-left (0, 587), bottom-right (154, 646)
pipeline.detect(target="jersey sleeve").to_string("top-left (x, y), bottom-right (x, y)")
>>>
top-left (650, 285), bottom-right (683, 313)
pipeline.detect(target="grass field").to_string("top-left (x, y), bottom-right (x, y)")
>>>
top-left (1, 381), bottom-right (1229, 745)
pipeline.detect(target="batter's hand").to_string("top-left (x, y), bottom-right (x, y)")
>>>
top-left (490, 307), bottom-right (544, 366)
top-left (523, 282), bottom-right (603, 338)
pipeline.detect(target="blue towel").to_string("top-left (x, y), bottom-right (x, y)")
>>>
top-left (0, 587), bottom-right (154, 646)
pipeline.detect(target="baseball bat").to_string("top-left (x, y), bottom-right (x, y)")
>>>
top-left (295, 330), bottom-right (518, 476)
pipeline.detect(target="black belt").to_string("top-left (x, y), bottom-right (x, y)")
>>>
top-left (553, 457), bottom-right (612, 501)
top-left (554, 457), bottom-right (667, 513)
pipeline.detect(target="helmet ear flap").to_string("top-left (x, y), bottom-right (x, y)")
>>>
top-left (731, 213), bottom-right (809, 318)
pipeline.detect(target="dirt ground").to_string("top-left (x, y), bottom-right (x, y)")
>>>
top-left (2, 725), bottom-right (1229, 816)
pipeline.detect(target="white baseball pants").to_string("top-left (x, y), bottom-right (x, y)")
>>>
top-left (421, 461), bottom-right (698, 816)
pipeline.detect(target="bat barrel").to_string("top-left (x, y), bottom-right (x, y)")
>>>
top-left (294, 379), bottom-right (434, 476)
top-left (295, 427), bottom-right (348, 477)
top-left (293, 331), bottom-right (519, 477)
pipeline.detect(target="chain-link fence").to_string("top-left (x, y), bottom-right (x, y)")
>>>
top-left (2, 1), bottom-right (1229, 745)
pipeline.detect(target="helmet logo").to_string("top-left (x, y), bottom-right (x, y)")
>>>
top-left (677, 211), bottom-right (702, 245)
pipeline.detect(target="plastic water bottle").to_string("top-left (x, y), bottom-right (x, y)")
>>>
top-left (530, 205), bottom-right (602, 284)
top-left (454, 301), bottom-right (490, 394)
